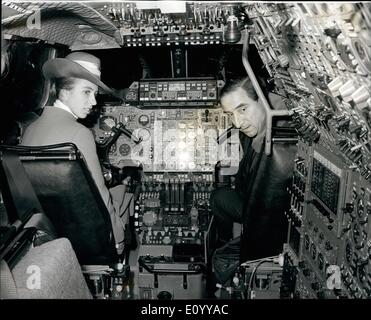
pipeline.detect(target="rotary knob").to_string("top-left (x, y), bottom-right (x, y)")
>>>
top-left (351, 85), bottom-right (370, 110)
top-left (277, 54), bottom-right (289, 68)
top-left (327, 77), bottom-right (344, 96)
top-left (339, 80), bottom-right (356, 102)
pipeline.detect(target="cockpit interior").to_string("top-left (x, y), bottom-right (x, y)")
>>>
top-left (0, 1), bottom-right (370, 301)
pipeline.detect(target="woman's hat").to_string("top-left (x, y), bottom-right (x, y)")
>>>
top-left (42, 52), bottom-right (114, 95)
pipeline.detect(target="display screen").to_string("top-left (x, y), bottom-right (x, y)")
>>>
top-left (311, 158), bottom-right (340, 215)
top-left (169, 82), bottom-right (185, 91)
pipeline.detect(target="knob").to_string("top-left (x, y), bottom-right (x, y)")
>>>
top-left (342, 223), bottom-right (352, 233)
top-left (327, 77), bottom-right (343, 96)
top-left (204, 109), bottom-right (209, 122)
top-left (339, 80), bottom-right (356, 102)
top-left (178, 26), bottom-right (187, 36)
top-left (359, 216), bottom-right (368, 225)
top-left (324, 28), bottom-right (341, 38)
top-left (351, 85), bottom-right (370, 109)
top-left (277, 54), bottom-right (289, 68)
top-left (224, 15), bottom-right (241, 43)
top-left (233, 275), bottom-right (240, 286)
top-left (138, 115), bottom-right (150, 126)
top-left (343, 203), bottom-right (354, 213)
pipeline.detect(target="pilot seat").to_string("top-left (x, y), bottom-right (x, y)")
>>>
top-left (0, 143), bottom-right (135, 299)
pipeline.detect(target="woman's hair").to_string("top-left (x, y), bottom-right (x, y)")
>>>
top-left (220, 77), bottom-right (259, 101)
top-left (47, 77), bottom-right (77, 104)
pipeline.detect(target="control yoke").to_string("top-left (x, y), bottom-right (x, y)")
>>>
top-left (97, 118), bottom-right (142, 162)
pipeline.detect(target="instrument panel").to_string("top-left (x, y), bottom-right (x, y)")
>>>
top-left (243, 2), bottom-right (371, 298)
top-left (4, 1), bottom-right (371, 299)
top-left (93, 104), bottom-right (240, 173)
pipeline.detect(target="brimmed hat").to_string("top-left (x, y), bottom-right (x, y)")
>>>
top-left (42, 52), bottom-right (114, 95)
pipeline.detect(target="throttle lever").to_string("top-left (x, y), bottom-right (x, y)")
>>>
top-left (97, 120), bottom-right (142, 161)
top-left (114, 123), bottom-right (142, 145)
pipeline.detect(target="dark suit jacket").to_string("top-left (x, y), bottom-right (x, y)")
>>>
top-left (21, 106), bottom-right (126, 244)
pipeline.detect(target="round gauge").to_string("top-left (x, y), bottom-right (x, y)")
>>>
top-left (132, 144), bottom-right (144, 157)
top-left (119, 144), bottom-right (131, 156)
top-left (138, 115), bottom-right (150, 126)
top-left (143, 211), bottom-right (157, 226)
top-left (134, 128), bottom-right (151, 142)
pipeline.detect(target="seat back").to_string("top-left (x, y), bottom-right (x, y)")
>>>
top-left (240, 133), bottom-right (297, 261)
top-left (1, 237), bottom-right (93, 299)
top-left (0, 143), bottom-right (118, 265)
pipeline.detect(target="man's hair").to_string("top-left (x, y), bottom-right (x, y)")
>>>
top-left (47, 77), bottom-right (78, 104)
top-left (220, 77), bottom-right (258, 101)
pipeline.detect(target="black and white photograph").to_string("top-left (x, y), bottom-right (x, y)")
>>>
top-left (0, 0), bottom-right (370, 311)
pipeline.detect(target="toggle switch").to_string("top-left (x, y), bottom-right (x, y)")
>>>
top-left (352, 85), bottom-right (370, 110)
top-left (327, 77), bottom-right (344, 96)
top-left (277, 54), bottom-right (289, 68)
top-left (339, 80), bottom-right (356, 102)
